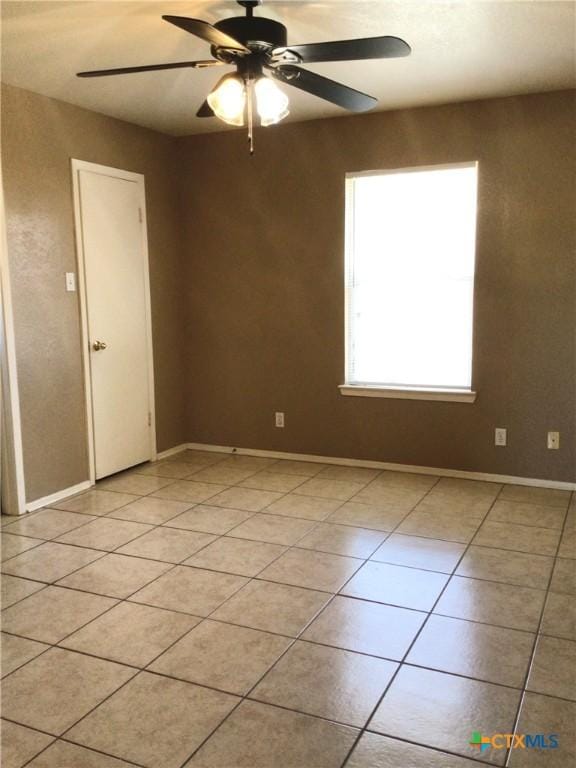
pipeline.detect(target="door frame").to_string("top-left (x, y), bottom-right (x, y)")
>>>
top-left (71, 159), bottom-right (157, 484)
top-left (0, 162), bottom-right (27, 515)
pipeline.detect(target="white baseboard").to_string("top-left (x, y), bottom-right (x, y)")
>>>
top-left (183, 442), bottom-right (576, 491)
top-left (26, 480), bottom-right (92, 513)
top-left (187, 443), bottom-right (235, 455)
top-left (21, 443), bottom-right (189, 515)
top-left (19, 441), bottom-right (574, 516)
top-left (156, 443), bottom-right (190, 461)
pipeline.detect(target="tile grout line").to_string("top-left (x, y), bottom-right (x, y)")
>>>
top-left (160, 471), bottom-right (397, 767)
top-left (172, 474), bottom-right (446, 767)
top-left (503, 488), bottom-right (574, 768)
top-left (182, 473), bottom-right (542, 768)
top-left (4, 481), bottom-right (569, 563)
top-left (338, 479), bottom-right (508, 768)
top-left (2, 490), bottom-right (569, 655)
top-left (2, 486), bottom-right (570, 766)
top-left (2, 524), bottom-right (567, 581)
top-left (2, 454), bottom-right (572, 767)
top-left (2, 454), bottom-right (378, 604)
top-left (4, 518), bottom-right (575, 697)
top-left (1, 691), bottom-right (560, 768)
top-left (1, 481), bottom-right (266, 686)
top-left (1, 472), bottom-right (272, 610)
top-left (7, 459), bottom-right (358, 764)
top-left (4, 514), bottom-right (570, 559)
top-left (0, 471), bottom-right (545, 649)
top-left (0, 480), bottom-right (183, 592)
top-left (1, 540), bottom-right (114, 611)
top-left (12, 717), bottom-right (147, 768)
top-left (1, 501), bottom-right (243, 680)
top-left (6, 590), bottom-right (574, 676)
top-left (104, 450), bottom-right (575, 505)
top-left (355, 730), bottom-right (505, 768)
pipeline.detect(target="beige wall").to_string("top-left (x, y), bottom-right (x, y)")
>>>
top-left (177, 90), bottom-right (576, 483)
top-left (1, 84), bottom-right (187, 502)
top-left (3, 85), bottom-right (574, 498)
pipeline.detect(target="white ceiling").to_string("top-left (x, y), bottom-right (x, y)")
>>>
top-left (2, 1), bottom-right (575, 136)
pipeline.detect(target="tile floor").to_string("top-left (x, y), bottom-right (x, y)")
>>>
top-left (1, 450), bottom-right (574, 768)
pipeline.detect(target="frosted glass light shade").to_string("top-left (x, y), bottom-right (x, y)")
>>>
top-left (255, 77), bottom-right (289, 126)
top-left (207, 75), bottom-right (246, 126)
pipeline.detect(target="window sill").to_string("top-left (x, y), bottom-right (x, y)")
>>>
top-left (339, 385), bottom-right (477, 403)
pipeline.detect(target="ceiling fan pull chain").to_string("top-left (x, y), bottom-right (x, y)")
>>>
top-left (247, 78), bottom-right (255, 155)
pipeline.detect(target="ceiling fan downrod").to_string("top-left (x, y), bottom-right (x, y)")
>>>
top-left (237, 0), bottom-right (262, 19)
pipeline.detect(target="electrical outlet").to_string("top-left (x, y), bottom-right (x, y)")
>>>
top-left (65, 272), bottom-right (76, 292)
top-left (547, 431), bottom-right (560, 450)
top-left (494, 428), bottom-right (507, 447)
top-left (275, 412), bottom-right (285, 428)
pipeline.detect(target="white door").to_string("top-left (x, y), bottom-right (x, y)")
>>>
top-left (74, 162), bottom-right (155, 480)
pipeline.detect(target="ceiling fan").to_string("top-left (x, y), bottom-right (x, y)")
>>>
top-left (77, 0), bottom-right (411, 152)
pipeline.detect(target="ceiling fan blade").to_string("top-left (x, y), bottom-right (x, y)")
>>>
top-left (162, 16), bottom-right (250, 52)
top-left (197, 100), bottom-right (215, 118)
top-left (273, 36), bottom-right (410, 64)
top-left (77, 60), bottom-right (222, 78)
top-left (270, 65), bottom-right (377, 112)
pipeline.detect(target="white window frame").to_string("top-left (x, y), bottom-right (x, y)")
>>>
top-left (341, 162), bottom-right (478, 403)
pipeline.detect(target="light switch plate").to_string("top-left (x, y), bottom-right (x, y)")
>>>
top-left (65, 272), bottom-right (76, 292)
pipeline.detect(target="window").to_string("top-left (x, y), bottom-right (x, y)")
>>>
top-left (343, 162), bottom-right (478, 402)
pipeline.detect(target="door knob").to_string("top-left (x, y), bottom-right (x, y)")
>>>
top-left (92, 340), bottom-right (107, 351)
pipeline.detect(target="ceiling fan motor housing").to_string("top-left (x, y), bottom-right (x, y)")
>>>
top-left (214, 16), bottom-right (287, 52)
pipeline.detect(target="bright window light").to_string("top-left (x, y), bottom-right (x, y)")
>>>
top-left (345, 163), bottom-right (478, 391)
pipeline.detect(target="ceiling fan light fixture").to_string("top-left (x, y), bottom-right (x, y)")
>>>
top-left (207, 73), bottom-right (246, 126)
top-left (77, 0), bottom-right (411, 151)
top-left (254, 76), bottom-right (289, 126)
